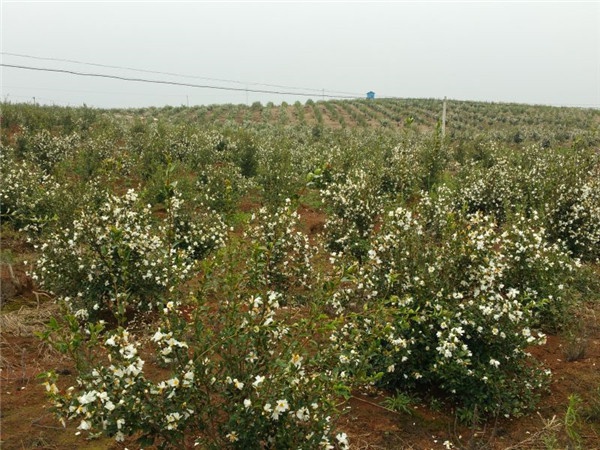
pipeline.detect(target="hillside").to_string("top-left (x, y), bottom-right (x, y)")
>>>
top-left (125, 97), bottom-right (600, 143)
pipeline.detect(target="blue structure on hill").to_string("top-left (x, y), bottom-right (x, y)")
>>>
top-left (366, 91), bottom-right (375, 100)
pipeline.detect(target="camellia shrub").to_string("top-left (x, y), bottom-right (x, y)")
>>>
top-left (34, 188), bottom-right (226, 322)
top-left (378, 143), bottom-right (422, 200)
top-left (333, 205), bottom-right (575, 417)
top-left (196, 161), bottom-right (254, 216)
top-left (16, 128), bottom-right (80, 173)
top-left (255, 144), bottom-right (303, 210)
top-left (321, 170), bottom-right (383, 263)
top-left (454, 156), bottom-right (522, 222)
top-left (548, 172), bottom-right (600, 262)
top-left (41, 255), bottom-right (350, 449)
top-left (244, 199), bottom-right (316, 302)
top-left (0, 150), bottom-right (61, 233)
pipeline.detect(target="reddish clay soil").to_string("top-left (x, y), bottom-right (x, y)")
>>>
top-left (320, 106), bottom-right (344, 130)
top-left (297, 203), bottom-right (327, 237)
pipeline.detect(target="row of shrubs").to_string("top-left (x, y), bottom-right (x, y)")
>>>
top-left (1, 103), bottom-right (598, 448)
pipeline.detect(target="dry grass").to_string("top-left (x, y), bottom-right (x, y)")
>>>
top-left (0, 302), bottom-right (59, 337)
top-left (0, 302), bottom-right (66, 378)
top-left (503, 414), bottom-right (563, 450)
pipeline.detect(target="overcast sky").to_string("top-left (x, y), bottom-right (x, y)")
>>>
top-left (1, 1), bottom-right (599, 109)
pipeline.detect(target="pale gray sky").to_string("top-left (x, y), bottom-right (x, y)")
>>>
top-left (1, 1), bottom-right (599, 108)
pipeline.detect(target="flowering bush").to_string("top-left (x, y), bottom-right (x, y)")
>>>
top-left (16, 128), bottom-right (80, 172)
top-left (42, 264), bottom-right (350, 449)
top-left (454, 156), bottom-right (521, 222)
top-left (332, 205), bottom-right (574, 417)
top-left (72, 134), bottom-right (134, 180)
top-left (244, 199), bottom-right (316, 303)
top-left (418, 129), bottom-right (449, 190)
top-left (168, 191), bottom-right (228, 263)
top-left (255, 144), bottom-right (302, 209)
top-left (34, 188), bottom-right (226, 322)
top-left (0, 150), bottom-right (61, 232)
top-left (196, 162), bottom-right (254, 216)
top-left (378, 143), bottom-right (422, 200)
top-left (548, 172), bottom-right (600, 262)
top-left (321, 170), bottom-right (383, 263)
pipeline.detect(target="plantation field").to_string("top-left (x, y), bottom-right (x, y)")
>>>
top-left (1, 98), bottom-right (600, 449)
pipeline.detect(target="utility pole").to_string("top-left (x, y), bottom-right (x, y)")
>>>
top-left (441, 96), bottom-right (447, 138)
top-left (33, 96), bottom-right (36, 106)
top-left (322, 89), bottom-right (325, 101)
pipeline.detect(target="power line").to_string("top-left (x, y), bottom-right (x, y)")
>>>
top-left (1, 51), bottom-right (363, 97)
top-left (4, 84), bottom-right (195, 98)
top-left (0, 63), bottom-right (359, 99)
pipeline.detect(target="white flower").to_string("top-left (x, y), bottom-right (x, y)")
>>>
top-left (272, 399), bottom-right (289, 420)
top-left (252, 296), bottom-right (263, 309)
top-left (296, 406), bottom-right (310, 421)
top-left (166, 412), bottom-right (182, 430)
top-left (74, 309), bottom-right (88, 320)
top-left (244, 398), bottom-right (252, 409)
top-left (44, 382), bottom-right (59, 394)
top-left (226, 431), bottom-right (239, 442)
top-left (290, 354), bottom-right (303, 368)
top-left (183, 370), bottom-right (194, 386)
top-left (506, 288), bottom-right (520, 299)
top-left (77, 391), bottom-right (97, 405)
top-left (151, 330), bottom-right (164, 342)
top-left (166, 377), bottom-right (180, 388)
top-left (120, 344), bottom-right (137, 359)
top-left (252, 375), bottom-right (265, 388)
top-left (78, 419), bottom-right (91, 430)
top-left (336, 432), bottom-right (349, 449)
